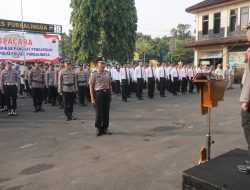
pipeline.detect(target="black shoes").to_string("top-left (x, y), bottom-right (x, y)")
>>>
top-left (70, 115), bottom-right (76, 120)
top-left (96, 129), bottom-right (112, 137)
top-left (34, 106), bottom-right (44, 112)
top-left (237, 160), bottom-right (250, 174)
top-left (8, 109), bottom-right (17, 116)
top-left (65, 116), bottom-right (70, 121)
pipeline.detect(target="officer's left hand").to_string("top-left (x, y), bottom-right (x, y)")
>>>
top-left (241, 103), bottom-right (249, 112)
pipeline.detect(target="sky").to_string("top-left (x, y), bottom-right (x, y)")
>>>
top-left (0, 0), bottom-right (201, 38)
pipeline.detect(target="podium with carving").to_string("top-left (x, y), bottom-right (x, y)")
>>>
top-left (193, 73), bottom-right (227, 162)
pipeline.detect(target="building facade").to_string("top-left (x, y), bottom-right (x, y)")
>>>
top-left (186, 0), bottom-right (250, 82)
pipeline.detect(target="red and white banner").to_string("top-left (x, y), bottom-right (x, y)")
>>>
top-left (0, 31), bottom-right (59, 63)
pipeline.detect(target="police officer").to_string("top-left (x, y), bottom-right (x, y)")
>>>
top-left (46, 64), bottom-right (57, 106)
top-left (75, 64), bottom-right (88, 106)
top-left (134, 61), bottom-right (145, 100)
top-left (1, 61), bottom-right (20, 116)
top-left (29, 61), bottom-right (45, 112)
top-left (120, 64), bottom-right (130, 102)
top-left (58, 60), bottom-right (78, 121)
top-left (0, 62), bottom-right (7, 112)
top-left (55, 59), bottom-right (65, 109)
top-left (237, 23), bottom-right (250, 174)
top-left (146, 62), bottom-right (155, 99)
top-left (89, 58), bottom-right (112, 137)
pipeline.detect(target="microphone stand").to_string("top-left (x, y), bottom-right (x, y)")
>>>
top-left (206, 39), bottom-right (243, 160)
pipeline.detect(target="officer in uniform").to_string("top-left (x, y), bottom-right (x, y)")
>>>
top-left (46, 64), bottom-right (57, 106)
top-left (55, 59), bottom-right (65, 109)
top-left (146, 62), bottom-right (155, 99)
top-left (0, 62), bottom-right (7, 112)
top-left (29, 61), bottom-right (46, 112)
top-left (58, 60), bottom-right (78, 121)
top-left (1, 61), bottom-right (20, 116)
top-left (75, 64), bottom-right (88, 106)
top-left (237, 23), bottom-right (250, 174)
top-left (134, 61), bottom-right (145, 100)
top-left (119, 64), bottom-right (130, 102)
top-left (89, 58), bottom-right (112, 136)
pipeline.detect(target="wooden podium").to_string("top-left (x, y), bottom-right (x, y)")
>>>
top-left (193, 73), bottom-right (227, 161)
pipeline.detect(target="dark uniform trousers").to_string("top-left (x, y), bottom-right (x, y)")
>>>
top-left (121, 79), bottom-right (129, 101)
top-left (168, 75), bottom-right (173, 92)
top-left (0, 91), bottom-right (6, 108)
top-left (63, 92), bottom-right (75, 117)
top-left (48, 86), bottom-right (57, 105)
top-left (95, 90), bottom-right (110, 131)
top-left (241, 110), bottom-right (250, 158)
top-left (189, 77), bottom-right (194, 93)
top-left (136, 78), bottom-right (144, 98)
top-left (159, 77), bottom-right (166, 96)
top-left (148, 77), bottom-right (155, 98)
top-left (172, 77), bottom-right (179, 95)
top-left (32, 88), bottom-right (44, 107)
top-left (44, 87), bottom-right (48, 102)
top-left (115, 80), bottom-right (120, 94)
top-left (181, 78), bottom-right (188, 93)
top-left (4, 85), bottom-right (17, 110)
top-left (78, 85), bottom-right (87, 105)
top-left (25, 79), bottom-right (31, 96)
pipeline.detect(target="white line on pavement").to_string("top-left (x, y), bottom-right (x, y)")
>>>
top-left (71, 178), bottom-right (82, 184)
top-left (70, 132), bottom-right (80, 135)
top-left (20, 143), bottom-right (37, 149)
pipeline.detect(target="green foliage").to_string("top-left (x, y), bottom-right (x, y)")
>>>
top-left (70, 0), bottom-right (137, 64)
top-left (135, 24), bottom-right (194, 64)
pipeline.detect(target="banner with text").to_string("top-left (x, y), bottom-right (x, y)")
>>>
top-left (0, 31), bottom-right (59, 62)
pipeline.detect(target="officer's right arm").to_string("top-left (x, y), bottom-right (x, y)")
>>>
top-left (28, 70), bottom-right (32, 89)
top-left (89, 72), bottom-right (95, 105)
top-left (58, 71), bottom-right (63, 95)
top-left (240, 64), bottom-right (250, 111)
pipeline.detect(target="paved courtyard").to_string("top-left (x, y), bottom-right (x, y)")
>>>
top-left (0, 86), bottom-right (246, 190)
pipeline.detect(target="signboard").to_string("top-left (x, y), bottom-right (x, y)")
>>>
top-left (228, 52), bottom-right (245, 69)
top-left (133, 52), bottom-right (139, 60)
top-left (0, 19), bottom-right (55, 33)
top-left (200, 51), bottom-right (223, 59)
top-left (0, 31), bottom-right (59, 62)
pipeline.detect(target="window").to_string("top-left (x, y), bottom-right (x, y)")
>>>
top-left (240, 6), bottom-right (249, 29)
top-left (213, 12), bottom-right (221, 34)
top-left (202, 15), bottom-right (209, 35)
top-left (230, 9), bottom-right (237, 32)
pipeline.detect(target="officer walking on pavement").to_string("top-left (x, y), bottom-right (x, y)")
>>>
top-left (89, 58), bottom-right (112, 137)
top-left (1, 61), bottom-right (20, 116)
top-left (75, 64), bottom-right (88, 107)
top-left (29, 61), bottom-right (46, 112)
top-left (58, 60), bottom-right (78, 121)
top-left (237, 22), bottom-right (250, 174)
top-left (120, 64), bottom-right (130, 102)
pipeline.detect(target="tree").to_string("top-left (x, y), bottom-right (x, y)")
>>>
top-left (70, 0), bottom-right (137, 64)
top-left (60, 31), bottom-right (73, 60)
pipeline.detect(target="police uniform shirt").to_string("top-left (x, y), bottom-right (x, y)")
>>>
top-left (215, 68), bottom-right (223, 76)
top-left (75, 69), bottom-right (88, 86)
top-left (58, 69), bottom-right (78, 93)
top-left (1, 69), bottom-right (20, 91)
top-left (240, 48), bottom-right (250, 102)
top-left (54, 66), bottom-right (64, 87)
top-left (145, 66), bottom-right (155, 81)
top-left (45, 70), bottom-right (55, 87)
top-left (119, 67), bottom-right (130, 82)
top-left (89, 70), bottom-right (111, 91)
top-left (29, 68), bottom-right (45, 88)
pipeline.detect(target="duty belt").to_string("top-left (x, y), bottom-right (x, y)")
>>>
top-left (32, 80), bottom-right (43, 83)
top-left (4, 83), bottom-right (17, 85)
top-left (63, 83), bottom-right (74, 86)
top-left (95, 89), bottom-right (108, 93)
